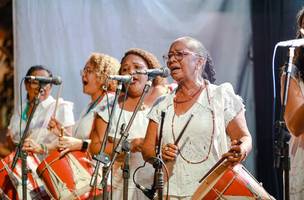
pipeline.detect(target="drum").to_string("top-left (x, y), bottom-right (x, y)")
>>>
top-left (192, 162), bottom-right (274, 200)
top-left (36, 150), bottom-right (103, 200)
top-left (0, 151), bottom-right (49, 200)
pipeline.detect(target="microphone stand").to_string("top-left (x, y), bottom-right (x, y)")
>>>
top-left (274, 47), bottom-right (294, 200)
top-left (100, 78), bottom-right (153, 200)
top-left (153, 111), bottom-right (165, 200)
top-left (11, 84), bottom-right (44, 200)
top-left (91, 82), bottom-right (123, 200)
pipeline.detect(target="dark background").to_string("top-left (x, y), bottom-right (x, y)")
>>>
top-left (252, 0), bottom-right (304, 199)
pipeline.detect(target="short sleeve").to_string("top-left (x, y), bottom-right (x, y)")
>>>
top-left (221, 83), bottom-right (245, 127)
top-left (95, 95), bottom-right (114, 123)
top-left (147, 95), bottom-right (167, 124)
top-left (56, 100), bottom-right (75, 127)
top-left (7, 111), bottom-right (19, 142)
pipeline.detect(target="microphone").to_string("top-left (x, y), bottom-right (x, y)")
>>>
top-left (108, 75), bottom-right (133, 82)
top-left (277, 38), bottom-right (304, 47)
top-left (135, 184), bottom-right (156, 200)
top-left (25, 76), bottom-right (62, 85)
top-left (136, 68), bottom-right (170, 78)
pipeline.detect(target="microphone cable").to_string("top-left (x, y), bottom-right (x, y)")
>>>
top-left (133, 157), bottom-right (170, 200)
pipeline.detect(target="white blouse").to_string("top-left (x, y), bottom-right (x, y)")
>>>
top-left (96, 95), bottom-right (154, 190)
top-left (148, 82), bottom-right (244, 197)
top-left (72, 94), bottom-right (113, 139)
top-left (8, 96), bottom-right (75, 145)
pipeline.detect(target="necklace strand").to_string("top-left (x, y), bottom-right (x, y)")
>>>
top-left (173, 84), bottom-right (203, 104)
top-left (171, 81), bottom-right (215, 164)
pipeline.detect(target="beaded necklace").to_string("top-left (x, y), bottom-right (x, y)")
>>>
top-left (171, 81), bottom-right (215, 164)
top-left (173, 84), bottom-right (203, 104)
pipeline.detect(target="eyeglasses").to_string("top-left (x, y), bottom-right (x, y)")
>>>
top-left (163, 50), bottom-right (201, 63)
top-left (80, 68), bottom-right (96, 76)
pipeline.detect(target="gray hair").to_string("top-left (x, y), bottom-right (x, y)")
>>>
top-left (174, 36), bottom-right (216, 83)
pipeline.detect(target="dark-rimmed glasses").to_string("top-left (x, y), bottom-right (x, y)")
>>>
top-left (163, 50), bottom-right (201, 63)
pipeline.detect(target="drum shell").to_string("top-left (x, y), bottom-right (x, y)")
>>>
top-left (192, 163), bottom-right (274, 200)
top-left (36, 150), bottom-right (103, 200)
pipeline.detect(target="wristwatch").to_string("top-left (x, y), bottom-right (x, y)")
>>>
top-left (81, 140), bottom-right (89, 151)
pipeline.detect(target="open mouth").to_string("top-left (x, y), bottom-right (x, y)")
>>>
top-left (82, 80), bottom-right (88, 85)
top-left (170, 66), bottom-right (180, 72)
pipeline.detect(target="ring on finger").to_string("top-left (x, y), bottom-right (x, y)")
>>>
top-left (234, 153), bottom-right (239, 157)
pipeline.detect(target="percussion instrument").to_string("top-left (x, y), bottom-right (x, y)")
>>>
top-left (192, 161), bottom-right (274, 200)
top-left (37, 150), bottom-right (103, 200)
top-left (0, 151), bottom-right (49, 199)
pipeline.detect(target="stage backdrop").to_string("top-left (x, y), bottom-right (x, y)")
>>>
top-left (13, 0), bottom-right (254, 171)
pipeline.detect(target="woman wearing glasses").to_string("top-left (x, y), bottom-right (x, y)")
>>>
top-left (5, 65), bottom-right (75, 157)
top-left (142, 36), bottom-right (252, 199)
top-left (89, 48), bottom-right (168, 200)
top-left (0, 65), bottom-right (75, 199)
top-left (48, 52), bottom-right (120, 156)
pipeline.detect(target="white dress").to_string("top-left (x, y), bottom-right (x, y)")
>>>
top-left (148, 82), bottom-right (244, 197)
top-left (96, 95), bottom-right (154, 200)
top-left (289, 77), bottom-right (304, 200)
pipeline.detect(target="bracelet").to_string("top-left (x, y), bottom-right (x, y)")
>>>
top-left (40, 144), bottom-right (49, 155)
top-left (81, 140), bottom-right (89, 151)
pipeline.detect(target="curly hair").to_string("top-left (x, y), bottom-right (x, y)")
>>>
top-left (120, 48), bottom-right (166, 86)
top-left (174, 36), bottom-right (216, 83)
top-left (86, 52), bottom-right (120, 91)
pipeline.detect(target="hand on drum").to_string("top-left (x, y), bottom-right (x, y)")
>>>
top-left (57, 136), bottom-right (82, 156)
top-left (22, 138), bottom-right (44, 154)
top-left (222, 140), bottom-right (246, 166)
top-left (161, 143), bottom-right (178, 161)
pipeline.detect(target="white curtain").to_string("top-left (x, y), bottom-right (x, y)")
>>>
top-left (14, 0), bottom-right (255, 172)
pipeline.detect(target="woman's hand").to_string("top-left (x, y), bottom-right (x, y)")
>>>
top-left (22, 138), bottom-right (45, 154)
top-left (48, 117), bottom-right (62, 136)
top-left (130, 138), bottom-right (144, 153)
top-left (161, 143), bottom-right (178, 161)
top-left (222, 140), bottom-right (247, 166)
top-left (57, 136), bottom-right (82, 156)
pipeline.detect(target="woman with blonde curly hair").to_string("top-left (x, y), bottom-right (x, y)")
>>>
top-left (89, 48), bottom-right (168, 200)
top-left (48, 52), bottom-right (120, 154)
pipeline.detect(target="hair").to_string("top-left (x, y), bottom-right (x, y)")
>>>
top-left (25, 65), bottom-right (52, 78)
top-left (292, 8), bottom-right (304, 81)
top-left (25, 65), bottom-right (53, 100)
top-left (296, 7), bottom-right (304, 39)
top-left (173, 36), bottom-right (216, 83)
top-left (120, 48), bottom-right (166, 86)
top-left (86, 52), bottom-right (120, 91)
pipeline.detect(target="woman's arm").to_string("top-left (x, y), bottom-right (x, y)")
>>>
top-left (89, 115), bottom-right (114, 155)
top-left (223, 110), bottom-right (252, 165)
top-left (142, 120), bottom-right (158, 162)
top-left (281, 77), bottom-right (304, 136)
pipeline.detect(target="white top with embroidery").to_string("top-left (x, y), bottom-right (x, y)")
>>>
top-left (148, 82), bottom-right (244, 197)
top-left (289, 76), bottom-right (304, 200)
top-left (8, 96), bottom-right (75, 144)
top-left (96, 95), bottom-right (154, 191)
